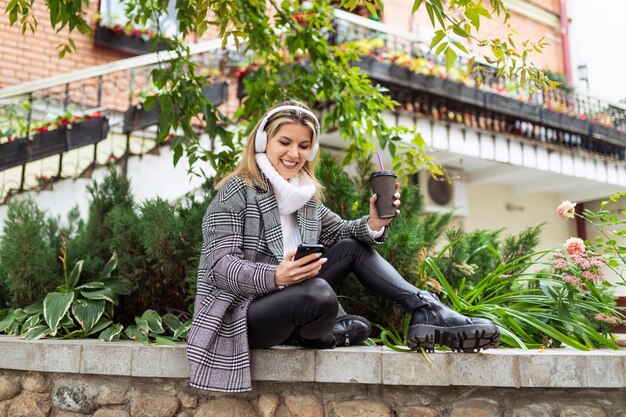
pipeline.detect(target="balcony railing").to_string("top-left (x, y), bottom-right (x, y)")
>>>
top-left (0, 40), bottom-right (233, 204)
top-left (332, 9), bottom-right (626, 160)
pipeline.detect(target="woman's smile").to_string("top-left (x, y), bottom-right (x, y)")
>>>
top-left (265, 123), bottom-right (313, 179)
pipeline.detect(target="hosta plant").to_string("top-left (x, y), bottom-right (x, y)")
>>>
top-left (0, 248), bottom-right (128, 340)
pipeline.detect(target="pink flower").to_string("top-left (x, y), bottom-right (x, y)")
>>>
top-left (557, 200), bottom-right (577, 219)
top-left (594, 314), bottom-right (621, 327)
top-left (562, 275), bottom-right (582, 287)
top-left (564, 237), bottom-right (585, 255)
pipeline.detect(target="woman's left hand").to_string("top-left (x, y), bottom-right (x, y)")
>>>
top-left (367, 182), bottom-right (401, 231)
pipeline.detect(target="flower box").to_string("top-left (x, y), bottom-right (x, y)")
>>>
top-left (408, 73), bottom-right (427, 91)
top-left (389, 64), bottom-right (411, 84)
top-left (483, 92), bottom-right (523, 116)
top-left (237, 77), bottom-right (247, 99)
top-left (457, 84), bottom-right (485, 107)
top-left (541, 109), bottom-right (564, 129)
top-left (558, 115), bottom-right (590, 136)
top-left (123, 102), bottom-right (162, 134)
top-left (30, 128), bottom-right (67, 160)
top-left (201, 80), bottom-right (229, 107)
top-left (66, 116), bottom-right (109, 150)
top-left (590, 124), bottom-right (624, 145)
top-left (369, 59), bottom-right (393, 81)
top-left (353, 56), bottom-right (375, 72)
top-left (425, 76), bottom-right (446, 96)
top-left (520, 103), bottom-right (542, 123)
top-left (0, 140), bottom-right (28, 171)
top-left (94, 25), bottom-right (167, 55)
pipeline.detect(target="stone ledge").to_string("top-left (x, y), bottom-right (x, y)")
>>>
top-left (0, 336), bottom-right (625, 388)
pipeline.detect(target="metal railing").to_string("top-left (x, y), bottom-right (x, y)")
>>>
top-left (0, 39), bottom-right (234, 204)
top-left (332, 9), bottom-right (626, 134)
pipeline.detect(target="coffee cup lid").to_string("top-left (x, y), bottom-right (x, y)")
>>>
top-left (370, 170), bottom-right (397, 179)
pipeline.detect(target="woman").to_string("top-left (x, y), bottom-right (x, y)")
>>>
top-left (187, 100), bottom-right (500, 393)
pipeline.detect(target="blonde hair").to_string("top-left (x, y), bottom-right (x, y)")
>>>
top-left (216, 100), bottom-right (322, 200)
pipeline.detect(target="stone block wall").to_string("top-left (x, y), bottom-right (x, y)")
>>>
top-left (1, 369), bottom-right (625, 417)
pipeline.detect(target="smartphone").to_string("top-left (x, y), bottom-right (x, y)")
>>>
top-left (294, 243), bottom-right (324, 262)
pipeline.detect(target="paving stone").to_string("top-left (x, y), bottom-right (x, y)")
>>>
top-left (518, 353), bottom-right (586, 387)
top-left (130, 394), bottom-right (179, 417)
top-left (98, 384), bottom-right (130, 406)
top-left (508, 403), bottom-right (553, 417)
top-left (328, 400), bottom-right (393, 417)
top-left (194, 398), bottom-right (258, 417)
top-left (131, 346), bottom-right (188, 378)
top-left (7, 393), bottom-right (52, 417)
top-left (449, 399), bottom-right (500, 417)
top-left (23, 373), bottom-right (47, 393)
top-left (275, 405), bottom-right (293, 417)
top-left (382, 350), bottom-right (450, 386)
top-left (284, 395), bottom-right (324, 417)
top-left (397, 406), bottom-right (439, 417)
top-left (251, 347), bottom-right (315, 382)
top-left (257, 393), bottom-right (280, 417)
top-left (176, 391), bottom-right (197, 409)
top-left (0, 376), bottom-right (21, 401)
top-left (0, 338), bottom-right (81, 373)
top-left (53, 386), bottom-right (94, 414)
top-left (0, 400), bottom-right (12, 416)
top-left (559, 405), bottom-right (608, 417)
top-left (81, 343), bottom-right (132, 376)
top-left (93, 410), bottom-right (131, 417)
top-left (316, 347), bottom-right (382, 384)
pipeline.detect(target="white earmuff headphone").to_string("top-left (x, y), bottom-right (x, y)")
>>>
top-left (254, 105), bottom-right (321, 161)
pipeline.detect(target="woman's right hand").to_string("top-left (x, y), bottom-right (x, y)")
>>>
top-left (274, 249), bottom-right (327, 287)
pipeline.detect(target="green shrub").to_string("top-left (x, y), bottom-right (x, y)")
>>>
top-left (67, 169), bottom-right (210, 323)
top-left (0, 198), bottom-right (62, 307)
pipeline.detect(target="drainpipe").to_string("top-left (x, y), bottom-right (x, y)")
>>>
top-left (559, 0), bottom-right (573, 84)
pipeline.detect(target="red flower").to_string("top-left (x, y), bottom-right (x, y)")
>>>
top-left (112, 25), bottom-right (124, 35)
top-left (36, 126), bottom-right (49, 134)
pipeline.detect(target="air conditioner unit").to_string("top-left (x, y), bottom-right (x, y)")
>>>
top-left (419, 168), bottom-right (469, 217)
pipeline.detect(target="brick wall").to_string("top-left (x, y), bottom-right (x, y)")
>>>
top-left (0, 1), bottom-right (565, 88)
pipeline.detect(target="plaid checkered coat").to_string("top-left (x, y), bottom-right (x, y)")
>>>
top-left (187, 174), bottom-right (386, 392)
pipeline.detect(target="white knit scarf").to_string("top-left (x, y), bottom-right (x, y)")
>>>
top-left (255, 153), bottom-right (316, 215)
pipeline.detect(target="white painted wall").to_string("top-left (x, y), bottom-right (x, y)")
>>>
top-left (0, 137), bottom-right (213, 230)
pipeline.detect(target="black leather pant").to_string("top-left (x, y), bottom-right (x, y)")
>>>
top-left (247, 238), bottom-right (423, 348)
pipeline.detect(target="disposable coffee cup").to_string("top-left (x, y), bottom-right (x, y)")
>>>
top-left (370, 170), bottom-right (397, 219)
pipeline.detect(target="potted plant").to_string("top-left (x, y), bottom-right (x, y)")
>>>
top-left (94, 23), bottom-right (167, 55)
top-left (0, 136), bottom-right (28, 171)
top-left (201, 79), bottom-right (229, 107)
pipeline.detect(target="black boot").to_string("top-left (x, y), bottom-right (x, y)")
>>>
top-left (332, 314), bottom-right (371, 347)
top-left (407, 291), bottom-right (500, 352)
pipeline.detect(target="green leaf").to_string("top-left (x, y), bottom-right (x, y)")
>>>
top-left (142, 310), bottom-right (165, 334)
top-left (100, 323), bottom-right (124, 342)
top-left (43, 292), bottom-right (75, 331)
top-left (154, 336), bottom-right (179, 346)
top-left (23, 303), bottom-right (43, 315)
top-left (76, 281), bottom-right (105, 290)
top-left (173, 320), bottom-right (191, 340)
top-left (412, 0), bottom-right (424, 13)
top-left (99, 278), bottom-right (132, 295)
top-left (125, 325), bottom-right (149, 342)
top-left (87, 318), bottom-right (113, 336)
top-left (23, 325), bottom-right (51, 340)
top-left (430, 30), bottom-right (446, 49)
top-left (99, 252), bottom-right (118, 280)
top-left (71, 299), bottom-right (105, 333)
top-left (162, 313), bottom-right (183, 333)
top-left (0, 310), bottom-right (17, 332)
top-left (81, 288), bottom-right (118, 305)
top-left (445, 47), bottom-right (457, 70)
top-left (67, 260), bottom-right (83, 289)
